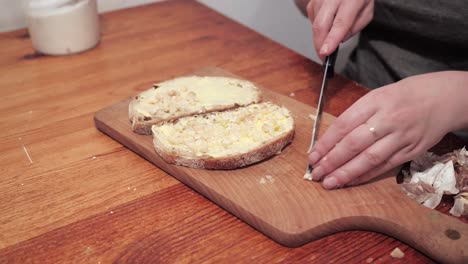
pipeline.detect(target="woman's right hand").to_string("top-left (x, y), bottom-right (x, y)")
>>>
top-left (306, 0), bottom-right (374, 60)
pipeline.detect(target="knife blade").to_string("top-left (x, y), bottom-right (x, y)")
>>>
top-left (304, 47), bottom-right (339, 180)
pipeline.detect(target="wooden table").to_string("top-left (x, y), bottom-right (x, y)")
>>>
top-left (0, 1), bottom-right (466, 263)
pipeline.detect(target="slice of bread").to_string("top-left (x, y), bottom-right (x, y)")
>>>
top-left (151, 102), bottom-right (295, 169)
top-left (129, 76), bottom-right (262, 134)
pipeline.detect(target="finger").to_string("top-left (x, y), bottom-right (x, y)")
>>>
top-left (346, 163), bottom-right (395, 187)
top-left (343, 2), bottom-right (374, 42)
top-left (306, 0), bottom-right (322, 22)
top-left (346, 143), bottom-right (415, 186)
top-left (309, 97), bottom-right (377, 166)
top-left (321, 133), bottom-right (403, 189)
top-left (319, 0), bottom-right (366, 57)
top-left (307, 1), bottom-right (322, 58)
top-left (311, 120), bottom-right (390, 181)
top-left (312, 0), bottom-right (339, 59)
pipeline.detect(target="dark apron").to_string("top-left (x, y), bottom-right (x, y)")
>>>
top-left (344, 0), bottom-right (468, 88)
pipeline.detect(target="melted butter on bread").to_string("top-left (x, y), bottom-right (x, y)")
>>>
top-left (152, 102), bottom-right (294, 159)
top-left (132, 76), bottom-right (260, 121)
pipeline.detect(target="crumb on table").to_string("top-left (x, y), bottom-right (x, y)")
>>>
top-left (390, 247), bottom-right (404, 258)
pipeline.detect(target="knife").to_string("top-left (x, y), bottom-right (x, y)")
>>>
top-left (304, 47), bottom-right (339, 180)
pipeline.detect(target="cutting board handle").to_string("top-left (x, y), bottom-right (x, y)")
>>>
top-left (372, 196), bottom-right (468, 263)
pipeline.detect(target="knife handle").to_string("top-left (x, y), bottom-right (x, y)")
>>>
top-left (324, 46), bottom-right (339, 78)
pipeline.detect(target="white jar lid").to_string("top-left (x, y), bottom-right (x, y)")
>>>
top-left (25, 0), bottom-right (89, 16)
top-left (26, 0), bottom-right (78, 10)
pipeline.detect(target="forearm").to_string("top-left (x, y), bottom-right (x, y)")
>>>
top-left (449, 72), bottom-right (468, 132)
top-left (399, 71), bottom-right (468, 133)
top-left (403, 71), bottom-right (468, 132)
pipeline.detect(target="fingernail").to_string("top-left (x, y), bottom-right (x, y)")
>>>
top-left (320, 44), bottom-right (328, 55)
top-left (309, 151), bottom-right (320, 165)
top-left (311, 166), bottom-right (324, 181)
top-left (323, 177), bottom-right (338, 189)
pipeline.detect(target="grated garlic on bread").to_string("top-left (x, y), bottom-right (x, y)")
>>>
top-left (152, 102), bottom-right (295, 169)
top-left (129, 76), bottom-right (262, 134)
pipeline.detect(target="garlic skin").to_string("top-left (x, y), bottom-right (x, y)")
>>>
top-left (400, 147), bottom-right (468, 216)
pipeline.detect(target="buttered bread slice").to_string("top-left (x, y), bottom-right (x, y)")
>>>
top-left (151, 102), bottom-right (295, 169)
top-left (129, 76), bottom-right (262, 134)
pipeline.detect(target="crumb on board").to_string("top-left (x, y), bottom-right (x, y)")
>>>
top-left (289, 92), bottom-right (295, 97)
top-left (110, 211), bottom-right (114, 214)
top-left (390, 247), bottom-right (404, 258)
top-left (304, 171), bottom-right (313, 181)
top-left (127, 187), bottom-right (131, 190)
top-left (366, 257), bottom-right (373, 263)
top-left (259, 175), bottom-right (275, 184)
top-left (22, 144), bottom-right (33, 163)
top-left (133, 188), bottom-right (137, 191)
top-left (91, 156), bottom-right (97, 160)
top-left (308, 114), bottom-right (316, 120)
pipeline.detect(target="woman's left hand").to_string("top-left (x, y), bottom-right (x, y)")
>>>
top-left (308, 71), bottom-right (468, 189)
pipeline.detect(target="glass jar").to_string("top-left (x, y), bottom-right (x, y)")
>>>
top-left (24, 0), bottom-right (100, 55)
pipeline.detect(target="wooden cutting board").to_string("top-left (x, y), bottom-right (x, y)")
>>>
top-left (94, 67), bottom-right (467, 263)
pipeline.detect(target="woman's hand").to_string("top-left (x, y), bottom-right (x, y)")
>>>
top-left (308, 71), bottom-right (468, 189)
top-left (307, 0), bottom-right (374, 60)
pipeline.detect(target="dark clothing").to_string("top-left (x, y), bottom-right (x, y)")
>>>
top-left (344, 0), bottom-right (468, 88)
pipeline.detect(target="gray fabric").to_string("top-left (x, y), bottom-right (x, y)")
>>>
top-left (344, 0), bottom-right (468, 89)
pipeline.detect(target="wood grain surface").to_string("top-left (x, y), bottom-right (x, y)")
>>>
top-left (0, 0), bottom-right (466, 263)
top-left (95, 67), bottom-right (468, 263)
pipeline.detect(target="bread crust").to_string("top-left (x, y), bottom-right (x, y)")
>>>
top-left (152, 129), bottom-right (295, 170)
